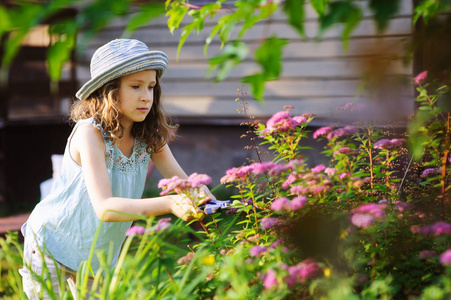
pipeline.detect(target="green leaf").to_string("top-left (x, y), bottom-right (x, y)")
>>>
top-left (320, 1), bottom-right (362, 49)
top-left (218, 14), bottom-right (237, 47)
top-left (242, 73), bottom-right (266, 101)
top-left (310, 0), bottom-right (329, 17)
top-left (413, 0), bottom-right (451, 25)
top-left (47, 21), bottom-right (77, 82)
top-left (176, 22), bottom-right (196, 60)
top-left (164, 0), bottom-right (173, 10)
top-left (123, 4), bottom-right (165, 36)
top-left (0, 6), bottom-right (11, 34)
top-left (166, 4), bottom-right (189, 34)
top-left (254, 36), bottom-right (288, 79)
top-left (76, 0), bottom-right (131, 49)
top-left (282, 0), bottom-right (306, 38)
top-left (407, 110), bottom-right (434, 161)
top-left (369, 0), bottom-right (401, 33)
top-left (207, 41), bottom-right (248, 81)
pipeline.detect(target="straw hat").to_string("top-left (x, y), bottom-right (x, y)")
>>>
top-left (76, 39), bottom-right (168, 101)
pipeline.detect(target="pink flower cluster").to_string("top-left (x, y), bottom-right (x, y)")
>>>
top-left (421, 168), bottom-right (442, 177)
top-left (220, 166), bottom-right (255, 183)
top-left (352, 203), bottom-right (386, 218)
top-left (350, 203), bottom-right (386, 229)
top-left (285, 165), bottom-right (335, 196)
top-left (373, 138), bottom-right (406, 150)
top-left (311, 164), bottom-right (326, 173)
top-left (269, 238), bottom-right (285, 249)
top-left (261, 217), bottom-right (280, 230)
top-left (333, 147), bottom-right (359, 156)
top-left (414, 70), bottom-right (428, 84)
top-left (313, 125), bottom-right (359, 140)
top-left (394, 201), bottom-right (412, 212)
top-left (415, 221), bottom-right (451, 236)
top-left (325, 167), bottom-right (337, 176)
top-left (313, 126), bottom-right (333, 139)
top-left (419, 250), bottom-right (437, 259)
top-left (221, 160), bottom-right (303, 184)
top-left (126, 225), bottom-right (145, 236)
top-left (158, 173), bottom-right (212, 195)
top-left (327, 126), bottom-right (358, 140)
top-left (125, 218), bottom-right (173, 236)
top-left (290, 172), bottom-right (332, 196)
top-left (271, 196), bottom-right (308, 211)
top-left (263, 259), bottom-right (322, 290)
top-left (282, 174), bottom-right (297, 189)
top-left (339, 172), bottom-right (351, 180)
top-left (250, 245), bottom-right (267, 257)
top-left (153, 218), bottom-right (172, 233)
top-left (440, 249), bottom-right (451, 265)
top-left (261, 111), bottom-right (308, 135)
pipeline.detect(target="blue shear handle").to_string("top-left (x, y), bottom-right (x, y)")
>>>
top-left (199, 200), bottom-right (231, 215)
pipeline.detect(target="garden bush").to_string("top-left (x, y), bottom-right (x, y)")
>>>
top-left (1, 73), bottom-right (451, 299)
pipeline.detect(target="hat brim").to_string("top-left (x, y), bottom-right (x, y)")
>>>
top-left (76, 51), bottom-right (168, 101)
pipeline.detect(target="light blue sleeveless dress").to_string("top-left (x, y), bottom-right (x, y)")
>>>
top-left (24, 118), bottom-right (150, 272)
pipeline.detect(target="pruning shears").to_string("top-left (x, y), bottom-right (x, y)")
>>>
top-left (198, 200), bottom-right (232, 215)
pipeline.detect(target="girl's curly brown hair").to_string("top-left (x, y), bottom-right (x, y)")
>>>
top-left (70, 76), bottom-right (177, 153)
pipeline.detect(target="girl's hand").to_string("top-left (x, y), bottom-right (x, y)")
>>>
top-left (169, 195), bottom-right (204, 222)
top-left (198, 185), bottom-right (216, 202)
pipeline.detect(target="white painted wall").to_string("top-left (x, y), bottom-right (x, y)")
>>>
top-left (77, 0), bottom-right (415, 122)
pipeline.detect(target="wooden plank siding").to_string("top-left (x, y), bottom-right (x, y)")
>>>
top-left (77, 0), bottom-right (415, 122)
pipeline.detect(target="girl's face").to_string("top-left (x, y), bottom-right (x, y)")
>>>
top-left (118, 70), bottom-right (157, 128)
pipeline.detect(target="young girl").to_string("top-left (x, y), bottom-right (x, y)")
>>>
top-left (19, 39), bottom-right (214, 299)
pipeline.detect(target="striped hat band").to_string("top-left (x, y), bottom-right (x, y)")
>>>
top-left (76, 39), bottom-right (168, 101)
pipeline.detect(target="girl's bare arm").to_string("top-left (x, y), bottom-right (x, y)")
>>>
top-left (71, 124), bottom-right (197, 222)
top-left (151, 144), bottom-right (189, 179)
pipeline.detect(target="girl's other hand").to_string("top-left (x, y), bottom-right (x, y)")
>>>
top-left (170, 195), bottom-right (204, 222)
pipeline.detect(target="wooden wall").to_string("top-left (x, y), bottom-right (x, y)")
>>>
top-left (77, 0), bottom-right (415, 123)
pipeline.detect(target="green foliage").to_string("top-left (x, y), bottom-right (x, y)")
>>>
top-left (47, 21), bottom-right (77, 83)
top-left (240, 36), bottom-right (288, 101)
top-left (176, 2), bottom-right (224, 60)
top-left (1, 0), bottom-right (450, 100)
top-left (166, 1), bottom-right (189, 34)
top-left (0, 232), bottom-right (25, 299)
top-left (408, 78), bottom-right (451, 162)
top-left (369, 0), bottom-right (401, 33)
top-left (242, 73), bottom-right (266, 101)
top-left (282, 0), bottom-right (306, 37)
top-left (2, 1), bottom-right (451, 298)
top-left (2, 79), bottom-right (451, 298)
top-left (310, 0), bottom-right (330, 17)
top-left (0, 2), bottom-right (48, 79)
top-left (207, 41), bottom-right (249, 81)
top-left (255, 37), bottom-right (288, 80)
top-left (319, 1), bottom-right (362, 50)
top-left (413, 0), bottom-right (451, 24)
top-left (123, 3), bottom-right (165, 37)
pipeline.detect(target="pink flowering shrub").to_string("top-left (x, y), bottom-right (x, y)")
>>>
top-left (6, 76), bottom-right (446, 300)
top-left (206, 79), bottom-right (449, 298)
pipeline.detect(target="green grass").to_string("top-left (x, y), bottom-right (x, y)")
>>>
top-left (0, 232), bottom-right (25, 300)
